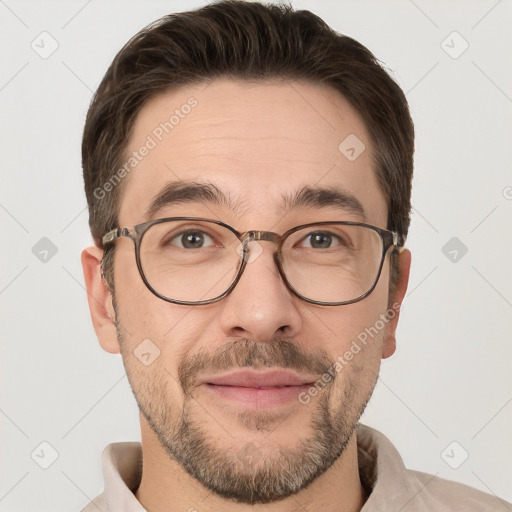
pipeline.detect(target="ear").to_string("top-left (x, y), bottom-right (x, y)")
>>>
top-left (81, 245), bottom-right (121, 354)
top-left (381, 248), bottom-right (411, 359)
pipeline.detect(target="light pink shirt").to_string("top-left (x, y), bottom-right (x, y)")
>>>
top-left (81, 424), bottom-right (510, 511)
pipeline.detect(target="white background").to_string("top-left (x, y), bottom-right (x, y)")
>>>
top-left (1, 1), bottom-right (511, 511)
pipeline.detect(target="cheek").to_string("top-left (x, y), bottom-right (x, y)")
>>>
top-left (328, 294), bottom-right (388, 346)
top-left (315, 270), bottom-right (390, 371)
top-left (114, 246), bottom-right (180, 340)
top-left (323, 298), bottom-right (387, 408)
top-left (113, 245), bottom-right (150, 308)
top-left (113, 262), bottom-right (214, 384)
top-left (122, 349), bottom-right (186, 424)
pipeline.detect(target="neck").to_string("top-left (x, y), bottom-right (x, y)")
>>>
top-left (134, 416), bottom-right (367, 512)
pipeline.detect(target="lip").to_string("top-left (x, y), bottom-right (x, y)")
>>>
top-left (202, 369), bottom-right (317, 387)
top-left (200, 369), bottom-right (317, 408)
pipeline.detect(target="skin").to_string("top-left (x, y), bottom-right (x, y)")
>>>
top-left (82, 78), bottom-right (411, 512)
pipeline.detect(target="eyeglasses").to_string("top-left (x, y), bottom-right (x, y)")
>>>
top-left (102, 217), bottom-right (404, 306)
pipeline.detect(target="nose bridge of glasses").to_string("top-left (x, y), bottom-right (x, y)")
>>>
top-left (237, 230), bottom-right (285, 286)
top-left (240, 230), bottom-right (281, 246)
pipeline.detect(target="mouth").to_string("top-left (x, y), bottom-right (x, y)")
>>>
top-left (200, 369), bottom-right (317, 408)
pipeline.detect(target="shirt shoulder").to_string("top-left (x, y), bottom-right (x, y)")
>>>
top-left (406, 469), bottom-right (511, 511)
top-left (357, 424), bottom-right (511, 512)
top-left (80, 494), bottom-right (108, 512)
top-left (78, 442), bottom-right (145, 512)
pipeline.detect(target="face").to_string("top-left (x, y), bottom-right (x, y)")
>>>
top-left (84, 78), bottom-right (409, 504)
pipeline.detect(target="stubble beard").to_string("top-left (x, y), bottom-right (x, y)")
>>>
top-left (114, 300), bottom-right (378, 504)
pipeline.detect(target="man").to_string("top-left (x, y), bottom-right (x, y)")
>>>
top-left (80, 1), bottom-right (510, 510)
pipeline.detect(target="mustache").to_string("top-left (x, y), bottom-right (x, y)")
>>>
top-left (179, 338), bottom-right (334, 393)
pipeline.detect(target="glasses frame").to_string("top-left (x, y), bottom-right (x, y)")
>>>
top-left (102, 217), bottom-right (405, 306)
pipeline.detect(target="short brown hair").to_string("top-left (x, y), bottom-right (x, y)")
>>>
top-left (82, 0), bottom-right (414, 294)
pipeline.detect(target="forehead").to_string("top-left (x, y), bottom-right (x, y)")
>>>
top-left (118, 78), bottom-right (387, 229)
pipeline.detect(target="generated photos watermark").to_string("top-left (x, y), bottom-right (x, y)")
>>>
top-left (93, 97), bottom-right (198, 200)
top-left (298, 301), bottom-right (401, 405)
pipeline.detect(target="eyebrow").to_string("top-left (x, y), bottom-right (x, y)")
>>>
top-left (280, 185), bottom-right (365, 220)
top-left (144, 180), bottom-right (366, 221)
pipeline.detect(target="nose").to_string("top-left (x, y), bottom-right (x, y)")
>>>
top-left (218, 240), bottom-right (302, 342)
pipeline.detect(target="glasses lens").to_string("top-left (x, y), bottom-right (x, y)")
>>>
top-left (280, 224), bottom-right (384, 303)
top-left (140, 220), bottom-right (242, 303)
